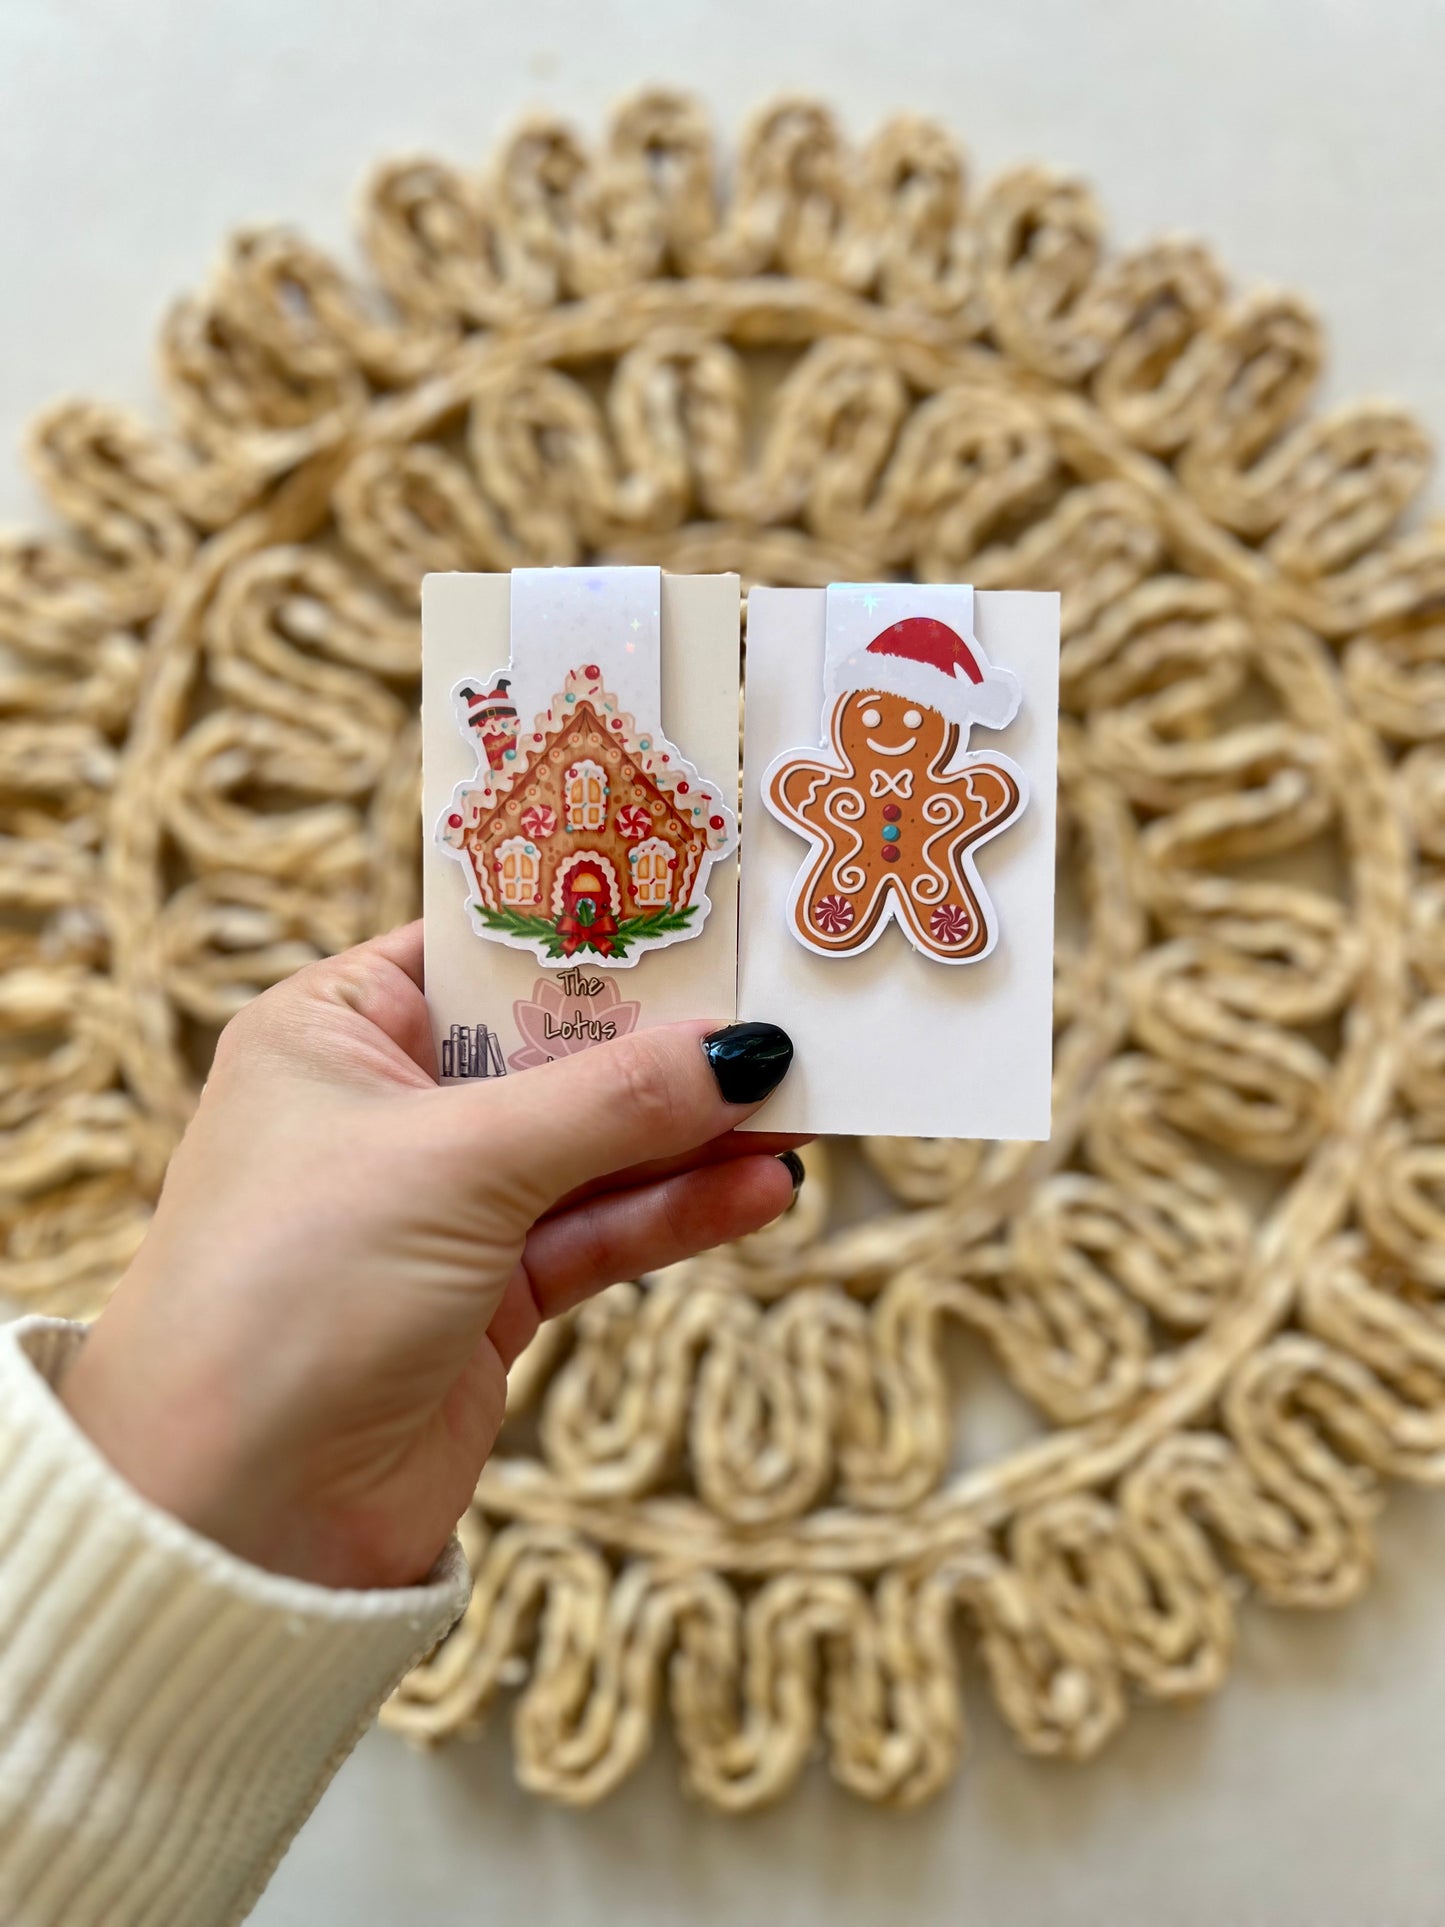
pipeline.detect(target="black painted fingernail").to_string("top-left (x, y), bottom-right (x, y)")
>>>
top-left (703, 1022), bottom-right (794, 1105)
top-left (777, 1149), bottom-right (806, 1192)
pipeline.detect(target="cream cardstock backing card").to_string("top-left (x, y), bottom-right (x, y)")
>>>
top-left (739, 588), bottom-right (1060, 1140)
top-left (423, 570), bottom-right (740, 1079)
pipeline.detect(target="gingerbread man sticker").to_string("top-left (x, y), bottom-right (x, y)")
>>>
top-left (763, 613), bottom-right (1027, 964)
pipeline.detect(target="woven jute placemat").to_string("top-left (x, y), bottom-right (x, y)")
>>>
top-left (6, 91), bottom-right (1445, 1810)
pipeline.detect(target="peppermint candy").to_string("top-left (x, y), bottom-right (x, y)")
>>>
top-left (519, 804), bottom-right (557, 840)
top-left (813, 894), bottom-right (856, 935)
top-left (930, 903), bottom-right (973, 945)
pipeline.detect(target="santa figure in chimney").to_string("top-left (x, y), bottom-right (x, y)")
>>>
top-left (458, 675), bottom-right (520, 775)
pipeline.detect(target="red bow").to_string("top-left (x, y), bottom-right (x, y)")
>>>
top-left (556, 908), bottom-right (618, 956)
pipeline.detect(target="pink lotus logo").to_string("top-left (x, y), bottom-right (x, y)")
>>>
top-left (509, 967), bottom-right (641, 1071)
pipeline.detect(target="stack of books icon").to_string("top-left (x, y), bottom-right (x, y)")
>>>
top-left (440, 1022), bottom-right (507, 1079)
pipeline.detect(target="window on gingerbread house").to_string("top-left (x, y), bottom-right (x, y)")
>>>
top-left (629, 836), bottom-right (673, 909)
top-left (564, 759), bottom-right (608, 832)
top-left (494, 835), bottom-right (541, 908)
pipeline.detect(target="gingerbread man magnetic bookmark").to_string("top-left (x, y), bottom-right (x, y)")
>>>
top-left (763, 586), bottom-right (1028, 965)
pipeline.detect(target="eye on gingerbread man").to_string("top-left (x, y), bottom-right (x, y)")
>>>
top-left (763, 615), bottom-right (1027, 965)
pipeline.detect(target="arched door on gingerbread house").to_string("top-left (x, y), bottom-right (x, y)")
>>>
top-left (563, 759), bottom-right (609, 832)
top-left (494, 835), bottom-right (541, 907)
top-left (629, 836), bottom-right (674, 910)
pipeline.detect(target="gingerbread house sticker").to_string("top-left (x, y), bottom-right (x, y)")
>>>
top-left (439, 665), bottom-right (736, 965)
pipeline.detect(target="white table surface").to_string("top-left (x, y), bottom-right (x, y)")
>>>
top-left (4, 3), bottom-right (1445, 1921)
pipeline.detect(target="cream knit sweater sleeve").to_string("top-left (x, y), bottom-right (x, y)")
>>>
top-left (0, 1316), bottom-right (472, 1926)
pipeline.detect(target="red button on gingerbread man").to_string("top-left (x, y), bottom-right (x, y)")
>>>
top-left (764, 615), bottom-right (1027, 964)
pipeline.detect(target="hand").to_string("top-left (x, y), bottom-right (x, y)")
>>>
top-left (60, 923), bottom-right (799, 1589)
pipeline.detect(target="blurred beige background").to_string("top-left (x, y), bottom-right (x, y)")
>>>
top-left (4, 2), bottom-right (1445, 1921)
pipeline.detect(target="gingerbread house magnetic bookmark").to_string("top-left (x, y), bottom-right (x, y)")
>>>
top-left (762, 584), bottom-right (1028, 965)
top-left (436, 567), bottom-right (738, 969)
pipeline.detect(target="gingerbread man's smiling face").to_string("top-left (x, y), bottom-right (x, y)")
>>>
top-left (836, 689), bottom-right (952, 769)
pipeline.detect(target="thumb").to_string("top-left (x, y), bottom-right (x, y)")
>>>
top-left (455, 1019), bottom-right (794, 1212)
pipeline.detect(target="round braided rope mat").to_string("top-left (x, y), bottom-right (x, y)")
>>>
top-left (8, 89), bottom-right (1445, 1811)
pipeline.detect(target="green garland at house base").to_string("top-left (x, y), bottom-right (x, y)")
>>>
top-left (475, 903), bottom-right (697, 960)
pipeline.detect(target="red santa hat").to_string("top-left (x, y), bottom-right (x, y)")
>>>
top-left (829, 616), bottom-right (1021, 732)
